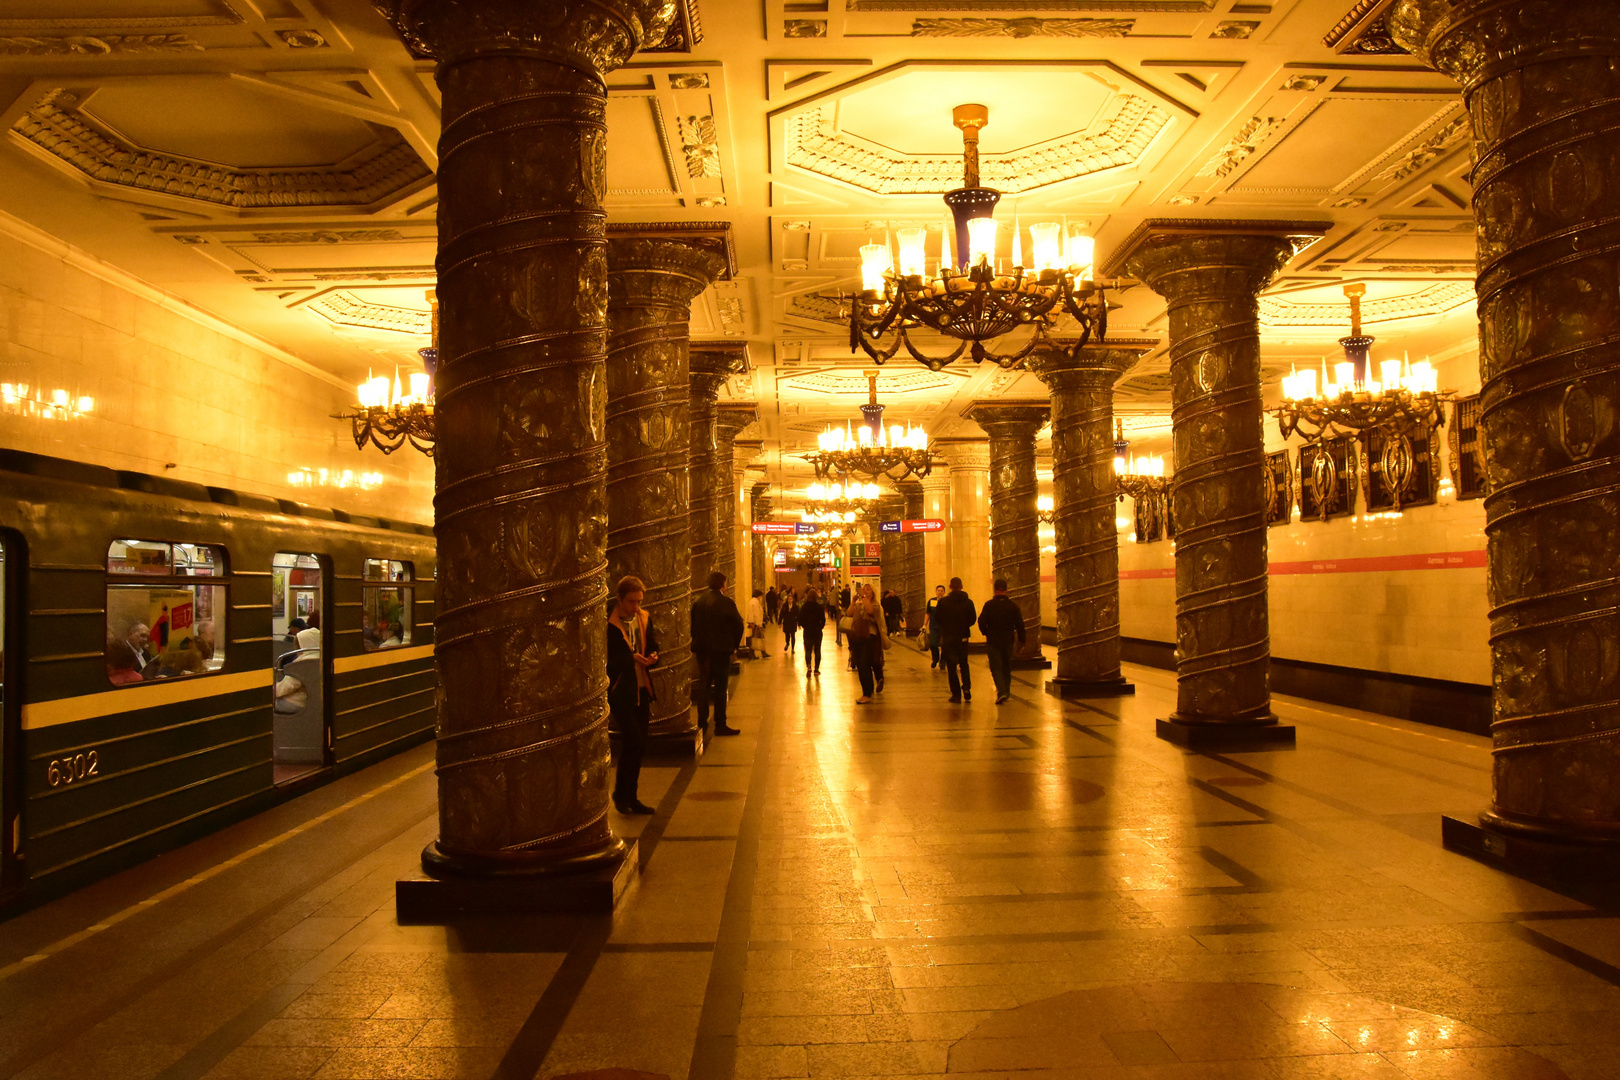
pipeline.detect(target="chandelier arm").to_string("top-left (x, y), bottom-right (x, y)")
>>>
top-left (900, 334), bottom-right (969, 369)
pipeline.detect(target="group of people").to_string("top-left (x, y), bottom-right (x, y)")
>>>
top-left (105, 616), bottom-right (218, 685)
top-left (602, 570), bottom-right (1033, 817)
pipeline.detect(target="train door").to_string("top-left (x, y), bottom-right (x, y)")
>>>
top-left (270, 552), bottom-right (330, 785)
top-left (0, 531), bottom-right (20, 893)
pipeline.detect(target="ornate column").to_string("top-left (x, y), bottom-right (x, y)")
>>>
top-left (750, 481), bottom-right (771, 594)
top-left (606, 237), bottom-right (726, 748)
top-left (921, 472), bottom-right (952, 597)
top-left (964, 402), bottom-right (1051, 667)
top-left (1110, 219), bottom-right (1326, 747)
top-left (733, 454), bottom-right (762, 605)
top-left (714, 404), bottom-right (759, 592)
top-left (897, 480), bottom-right (927, 634)
top-left (1393, 0), bottom-right (1620, 856)
top-left (1028, 341), bottom-right (1158, 697)
top-left (379, 0), bottom-right (673, 909)
top-left (689, 345), bottom-right (745, 598)
top-left (935, 438), bottom-right (993, 628)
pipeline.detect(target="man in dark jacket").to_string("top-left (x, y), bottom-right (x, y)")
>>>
top-left (798, 588), bottom-right (827, 676)
top-left (765, 586), bottom-right (780, 624)
top-left (607, 575), bottom-right (660, 813)
top-left (881, 589), bottom-right (903, 636)
top-left (977, 578), bottom-right (1027, 704)
top-left (690, 570), bottom-right (746, 735)
top-left (933, 577), bottom-right (978, 703)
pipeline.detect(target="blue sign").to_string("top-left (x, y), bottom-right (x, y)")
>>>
top-left (796, 522), bottom-right (816, 534)
top-left (879, 520), bottom-right (900, 533)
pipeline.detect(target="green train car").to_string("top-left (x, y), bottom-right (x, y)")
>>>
top-left (0, 450), bottom-right (437, 910)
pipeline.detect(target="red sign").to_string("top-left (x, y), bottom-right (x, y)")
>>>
top-left (849, 565), bottom-right (881, 576)
top-left (752, 521), bottom-right (798, 534)
top-left (879, 519), bottom-right (945, 533)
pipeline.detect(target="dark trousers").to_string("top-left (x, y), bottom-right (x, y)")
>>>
top-left (695, 651), bottom-right (731, 730)
top-left (612, 696), bottom-right (650, 805)
top-left (803, 632), bottom-right (823, 671)
top-left (784, 626), bottom-right (797, 651)
top-left (852, 636), bottom-right (876, 697)
top-left (942, 637), bottom-right (971, 697)
top-left (987, 641), bottom-right (1014, 699)
top-left (928, 632), bottom-right (941, 666)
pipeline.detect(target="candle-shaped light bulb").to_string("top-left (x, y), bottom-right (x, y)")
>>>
top-left (1029, 222), bottom-right (1062, 273)
top-left (1380, 360), bottom-right (1402, 392)
top-left (1335, 361), bottom-right (1356, 392)
top-left (409, 372), bottom-right (430, 402)
top-left (966, 217), bottom-right (997, 267)
top-left (1011, 209), bottom-right (1023, 270)
top-left (896, 228), bottom-right (927, 278)
top-left (942, 215), bottom-right (955, 271)
top-left (859, 243), bottom-right (890, 292)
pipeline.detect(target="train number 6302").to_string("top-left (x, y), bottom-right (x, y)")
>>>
top-left (46, 751), bottom-right (99, 788)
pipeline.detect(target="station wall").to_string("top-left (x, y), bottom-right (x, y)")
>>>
top-left (0, 214), bottom-right (434, 524)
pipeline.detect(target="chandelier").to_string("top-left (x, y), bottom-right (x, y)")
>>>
top-left (802, 478), bottom-right (880, 519)
top-left (848, 103), bottom-right (1110, 371)
top-left (805, 373), bottom-right (934, 482)
top-left (335, 354), bottom-right (436, 456)
top-left (335, 290), bottom-right (438, 456)
top-left (1275, 285), bottom-right (1448, 441)
top-left (1112, 419), bottom-right (1169, 502)
top-left (1036, 494), bottom-right (1055, 524)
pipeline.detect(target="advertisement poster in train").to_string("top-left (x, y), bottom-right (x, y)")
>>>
top-left (148, 590), bottom-right (195, 652)
top-left (271, 568), bottom-right (288, 618)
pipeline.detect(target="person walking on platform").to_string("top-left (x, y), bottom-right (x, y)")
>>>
top-left (977, 579), bottom-right (1027, 705)
top-left (781, 590), bottom-right (800, 656)
top-left (798, 588), bottom-right (826, 676)
top-left (922, 584), bottom-right (946, 668)
top-left (691, 571), bottom-right (746, 736)
top-left (607, 575), bottom-right (659, 814)
top-left (765, 586), bottom-right (780, 625)
top-left (847, 584), bottom-right (888, 704)
top-left (934, 577), bottom-right (977, 703)
top-left (881, 589), bottom-right (903, 636)
top-left (746, 589), bottom-right (766, 659)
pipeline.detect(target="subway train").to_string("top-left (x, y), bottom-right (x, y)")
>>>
top-left (0, 449), bottom-right (437, 911)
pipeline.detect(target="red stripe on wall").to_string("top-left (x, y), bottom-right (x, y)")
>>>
top-left (1118, 550), bottom-right (1486, 581)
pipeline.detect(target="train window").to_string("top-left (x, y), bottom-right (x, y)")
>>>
top-left (361, 559), bottom-right (413, 651)
top-left (106, 540), bottom-right (227, 686)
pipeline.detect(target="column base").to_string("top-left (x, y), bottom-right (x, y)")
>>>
top-left (1156, 716), bottom-right (1295, 749)
top-left (1045, 676), bottom-right (1136, 699)
top-left (646, 720), bottom-right (706, 758)
top-left (1442, 812), bottom-right (1620, 898)
top-left (396, 839), bottom-right (638, 923)
top-left (1010, 655), bottom-right (1053, 670)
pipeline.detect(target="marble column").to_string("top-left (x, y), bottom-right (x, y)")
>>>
top-left (935, 439), bottom-right (993, 628)
top-left (378, 0), bottom-right (672, 896)
top-left (897, 481), bottom-right (927, 634)
top-left (1028, 341), bottom-right (1158, 697)
top-left (689, 345), bottom-right (745, 599)
top-left (965, 402), bottom-right (1051, 667)
top-left (920, 472), bottom-right (952, 598)
top-left (606, 238), bottom-right (725, 745)
top-left (1394, 0), bottom-right (1620, 847)
top-left (732, 454), bottom-right (762, 606)
top-left (749, 481), bottom-right (772, 598)
top-left (714, 404), bottom-right (758, 593)
top-left (1111, 219), bottom-right (1326, 747)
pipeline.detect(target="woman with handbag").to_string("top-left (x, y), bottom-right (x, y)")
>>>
top-left (848, 584), bottom-right (888, 704)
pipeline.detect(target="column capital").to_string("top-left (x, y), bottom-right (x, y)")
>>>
top-left (1391, 0), bottom-right (1620, 92)
top-left (690, 343), bottom-right (748, 398)
top-left (378, 0), bottom-right (676, 74)
top-left (964, 399), bottom-right (1051, 439)
top-left (715, 403), bottom-right (759, 441)
top-left (933, 437), bottom-right (991, 472)
top-left (1105, 219), bottom-right (1329, 304)
top-left (1028, 339), bottom-right (1158, 391)
top-left (608, 234), bottom-right (728, 311)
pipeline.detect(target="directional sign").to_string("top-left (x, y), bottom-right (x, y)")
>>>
top-left (879, 519), bottom-right (945, 534)
top-left (751, 521), bottom-right (816, 535)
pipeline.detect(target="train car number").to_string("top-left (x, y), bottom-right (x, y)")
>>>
top-left (46, 751), bottom-right (99, 788)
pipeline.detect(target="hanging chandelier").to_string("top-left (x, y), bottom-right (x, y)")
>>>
top-left (805, 372), bottom-right (934, 482)
top-left (802, 478), bottom-right (880, 519)
top-left (1112, 419), bottom-right (1169, 502)
top-left (1036, 494), bottom-right (1055, 524)
top-left (1274, 284), bottom-right (1448, 441)
top-left (848, 103), bottom-right (1111, 371)
top-left (334, 290), bottom-right (438, 456)
top-left (335, 353), bottom-right (436, 456)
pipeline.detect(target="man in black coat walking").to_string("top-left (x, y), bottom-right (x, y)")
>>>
top-left (977, 578), bottom-right (1027, 704)
top-left (607, 575), bottom-right (659, 813)
top-left (933, 577), bottom-right (978, 703)
top-left (691, 571), bottom-right (746, 735)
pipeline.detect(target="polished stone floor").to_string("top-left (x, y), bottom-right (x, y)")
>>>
top-left (2, 629), bottom-right (1618, 1080)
